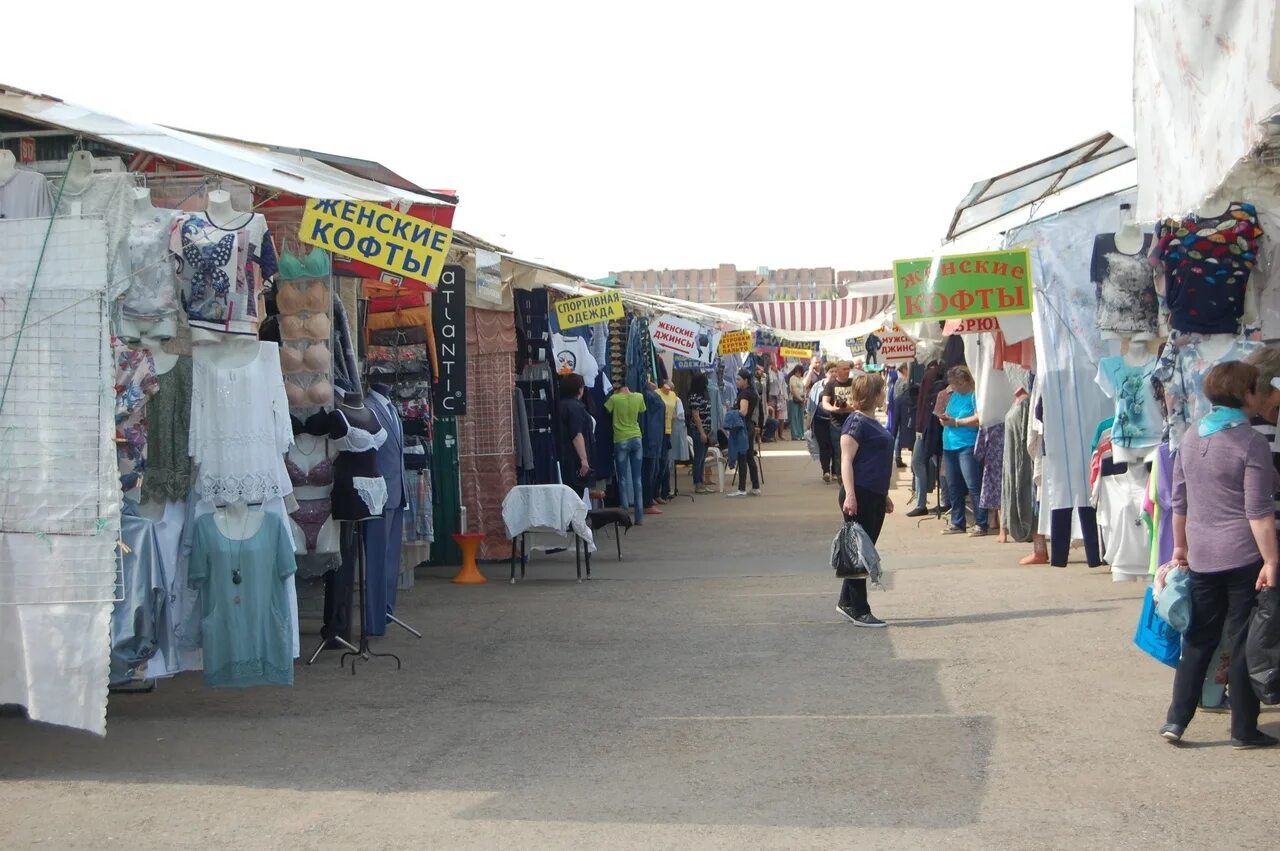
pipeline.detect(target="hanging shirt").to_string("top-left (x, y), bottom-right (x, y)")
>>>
top-left (1091, 233), bottom-right (1158, 336)
top-left (0, 169), bottom-right (53, 219)
top-left (172, 212), bottom-right (277, 337)
top-left (1154, 335), bottom-right (1261, 449)
top-left (552, 332), bottom-right (600, 389)
top-left (1155, 202), bottom-right (1264, 334)
top-left (1095, 356), bottom-right (1162, 449)
top-left (122, 209), bottom-right (181, 323)
top-left (188, 512), bottom-right (297, 688)
top-left (657, 388), bottom-right (678, 434)
top-left (604, 391), bottom-right (646, 442)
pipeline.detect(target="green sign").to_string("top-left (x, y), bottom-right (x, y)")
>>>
top-left (893, 248), bottom-right (1032, 322)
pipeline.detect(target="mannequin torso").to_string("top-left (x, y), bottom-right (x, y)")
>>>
top-left (141, 336), bottom-right (179, 375)
top-left (194, 337), bottom-right (260, 370)
top-left (204, 189), bottom-right (252, 230)
top-left (214, 500), bottom-right (265, 540)
top-left (131, 187), bottom-right (158, 224)
top-left (61, 151), bottom-right (95, 196)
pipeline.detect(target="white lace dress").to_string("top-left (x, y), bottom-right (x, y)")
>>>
top-left (190, 342), bottom-right (295, 503)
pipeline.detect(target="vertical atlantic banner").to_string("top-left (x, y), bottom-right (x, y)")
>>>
top-left (432, 265), bottom-right (467, 416)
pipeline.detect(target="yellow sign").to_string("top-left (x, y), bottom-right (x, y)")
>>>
top-left (299, 198), bottom-right (454, 287)
top-left (555, 291), bottom-right (624, 329)
top-left (718, 330), bottom-right (752, 355)
top-left (780, 346), bottom-right (814, 360)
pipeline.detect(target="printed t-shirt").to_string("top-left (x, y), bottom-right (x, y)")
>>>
top-left (823, 377), bottom-right (855, 425)
top-left (1095, 356), bottom-right (1162, 449)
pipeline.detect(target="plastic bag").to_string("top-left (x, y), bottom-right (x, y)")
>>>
top-left (1134, 586), bottom-right (1180, 668)
top-left (831, 521), bottom-right (883, 586)
top-left (1247, 588), bottom-right (1280, 705)
top-left (1154, 562), bottom-right (1192, 633)
top-left (804, 429), bottom-right (818, 462)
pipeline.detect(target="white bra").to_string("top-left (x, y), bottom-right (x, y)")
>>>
top-left (333, 409), bottom-right (387, 454)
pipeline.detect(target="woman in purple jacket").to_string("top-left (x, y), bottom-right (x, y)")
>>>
top-left (1160, 361), bottom-right (1279, 749)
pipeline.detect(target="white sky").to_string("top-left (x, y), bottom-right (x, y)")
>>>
top-left (6, 0), bottom-right (1135, 278)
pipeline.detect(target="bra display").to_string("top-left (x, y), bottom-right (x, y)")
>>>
top-left (279, 342), bottom-right (331, 374)
top-left (284, 453), bottom-right (335, 488)
top-left (277, 247), bottom-right (331, 281)
top-left (280, 312), bottom-right (331, 341)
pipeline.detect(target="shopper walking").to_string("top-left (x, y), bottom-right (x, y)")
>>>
top-left (1160, 361), bottom-right (1279, 749)
top-left (836, 373), bottom-right (892, 628)
top-left (939, 365), bottom-right (988, 535)
top-left (687, 372), bottom-right (713, 494)
top-left (787, 365), bottom-right (807, 441)
top-left (822, 360), bottom-right (856, 482)
top-left (808, 365), bottom-right (836, 482)
top-left (604, 386), bottom-right (646, 525)
top-left (726, 369), bottom-right (762, 497)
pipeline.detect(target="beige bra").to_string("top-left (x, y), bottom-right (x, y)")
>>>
top-left (280, 312), bottom-right (331, 341)
top-left (279, 342), bottom-right (330, 374)
top-left (276, 281), bottom-right (329, 316)
top-left (285, 376), bottom-right (333, 407)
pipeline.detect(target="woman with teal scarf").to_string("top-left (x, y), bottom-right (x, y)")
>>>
top-left (1160, 361), bottom-right (1280, 750)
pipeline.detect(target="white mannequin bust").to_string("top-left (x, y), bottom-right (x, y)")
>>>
top-left (1195, 333), bottom-right (1237, 364)
top-left (205, 188), bottom-right (251, 229)
top-left (141, 335), bottom-right (178, 375)
top-left (193, 336), bottom-right (260, 369)
top-left (214, 499), bottom-right (265, 540)
top-left (0, 149), bottom-right (15, 186)
top-left (130, 186), bottom-right (157, 224)
top-left (1198, 191), bottom-right (1233, 219)
top-left (62, 150), bottom-right (95, 195)
top-left (119, 316), bottom-right (179, 343)
top-left (1113, 203), bottom-right (1144, 255)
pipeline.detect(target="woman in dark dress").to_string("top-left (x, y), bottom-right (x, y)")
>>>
top-left (837, 373), bottom-right (894, 628)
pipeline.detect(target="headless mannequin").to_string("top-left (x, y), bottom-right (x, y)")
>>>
top-left (193, 336), bottom-right (260, 369)
top-left (61, 150), bottom-right (95, 195)
top-left (287, 433), bottom-right (339, 555)
top-left (1111, 338), bottom-right (1157, 464)
top-left (1101, 204), bottom-right (1154, 344)
top-left (0, 149), bottom-right (15, 185)
top-left (190, 189), bottom-right (257, 347)
top-left (329, 389), bottom-right (386, 522)
top-left (214, 499), bottom-right (265, 540)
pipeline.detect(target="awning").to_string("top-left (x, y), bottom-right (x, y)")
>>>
top-left (0, 84), bottom-right (456, 206)
top-left (946, 132), bottom-right (1135, 240)
top-left (748, 290), bottom-right (895, 339)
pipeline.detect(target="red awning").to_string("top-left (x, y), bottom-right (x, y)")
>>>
top-left (748, 292), bottom-right (894, 336)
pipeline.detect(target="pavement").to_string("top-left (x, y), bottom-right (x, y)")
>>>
top-left (0, 445), bottom-right (1275, 849)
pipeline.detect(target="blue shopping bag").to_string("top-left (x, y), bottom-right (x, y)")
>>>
top-left (1134, 585), bottom-right (1181, 668)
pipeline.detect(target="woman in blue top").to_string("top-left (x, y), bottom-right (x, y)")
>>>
top-left (940, 365), bottom-right (988, 535)
top-left (837, 373), bottom-right (894, 628)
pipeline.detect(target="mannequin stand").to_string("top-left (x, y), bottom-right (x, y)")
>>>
top-left (305, 530), bottom-right (364, 665)
top-left (341, 522), bottom-right (402, 674)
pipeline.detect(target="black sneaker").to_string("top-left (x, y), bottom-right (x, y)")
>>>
top-left (835, 603), bottom-right (857, 623)
top-left (905, 507), bottom-right (929, 518)
top-left (1159, 723), bottom-right (1185, 743)
top-left (1231, 731), bottom-right (1280, 750)
top-left (851, 613), bottom-right (886, 628)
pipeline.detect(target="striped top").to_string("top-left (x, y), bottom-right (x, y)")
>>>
top-left (1250, 417), bottom-right (1280, 531)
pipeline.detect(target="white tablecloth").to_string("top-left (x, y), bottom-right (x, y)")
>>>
top-left (501, 485), bottom-right (596, 553)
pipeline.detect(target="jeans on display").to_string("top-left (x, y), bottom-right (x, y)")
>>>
top-left (1049, 507), bottom-right (1103, 567)
top-left (837, 485), bottom-right (886, 617)
top-left (943, 446), bottom-right (987, 530)
top-left (912, 434), bottom-right (931, 509)
top-left (788, 399), bottom-right (805, 439)
top-left (613, 437), bottom-right (644, 524)
top-left (813, 414), bottom-right (835, 476)
top-left (1167, 562), bottom-right (1263, 740)
top-left (692, 430), bottom-right (708, 486)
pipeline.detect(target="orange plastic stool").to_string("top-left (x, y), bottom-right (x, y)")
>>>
top-left (451, 533), bottom-right (487, 584)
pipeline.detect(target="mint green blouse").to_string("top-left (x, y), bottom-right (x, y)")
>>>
top-left (189, 512), bottom-right (297, 688)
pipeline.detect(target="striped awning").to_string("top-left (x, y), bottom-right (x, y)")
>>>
top-left (748, 292), bottom-right (895, 337)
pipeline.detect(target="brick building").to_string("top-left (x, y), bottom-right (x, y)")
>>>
top-left (611, 264), bottom-right (891, 306)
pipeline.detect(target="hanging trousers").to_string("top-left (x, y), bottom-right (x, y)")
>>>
top-left (1049, 506), bottom-right (1103, 567)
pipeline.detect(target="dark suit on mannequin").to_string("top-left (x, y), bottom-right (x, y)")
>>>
top-left (363, 384), bottom-right (410, 636)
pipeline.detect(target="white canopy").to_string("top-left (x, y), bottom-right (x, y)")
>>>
top-left (0, 84), bottom-right (456, 207)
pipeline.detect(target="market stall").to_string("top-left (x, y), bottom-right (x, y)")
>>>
top-left (0, 85), bottom-right (458, 734)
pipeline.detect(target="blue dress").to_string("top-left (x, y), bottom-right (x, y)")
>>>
top-left (189, 512), bottom-right (297, 688)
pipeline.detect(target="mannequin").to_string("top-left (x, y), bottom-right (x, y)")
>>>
top-left (184, 189), bottom-right (273, 345)
top-left (214, 499), bottom-right (265, 540)
top-left (328, 389), bottom-right (388, 522)
top-left (1113, 203), bottom-right (1144, 255)
top-left (62, 150), bottom-right (95, 196)
top-left (130, 186), bottom-right (157, 223)
top-left (141, 336), bottom-right (179, 376)
top-left (1096, 203), bottom-right (1157, 343)
top-left (286, 430), bottom-right (340, 556)
top-left (194, 336), bottom-right (261, 369)
top-left (205, 189), bottom-right (250, 230)
top-left (0, 149), bottom-right (15, 185)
